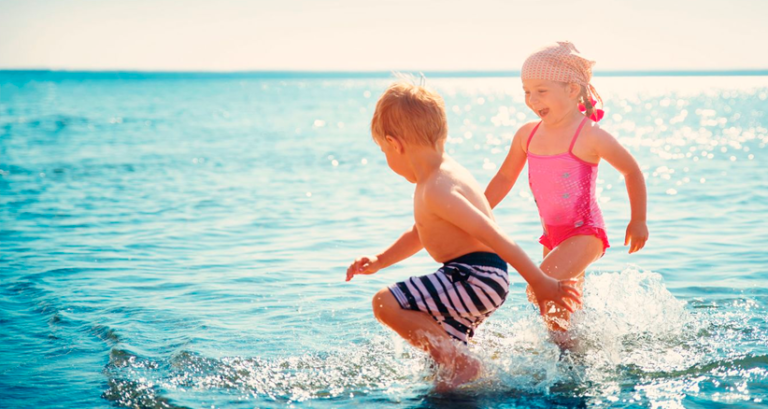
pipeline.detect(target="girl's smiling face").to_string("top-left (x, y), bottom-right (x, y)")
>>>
top-left (523, 79), bottom-right (580, 125)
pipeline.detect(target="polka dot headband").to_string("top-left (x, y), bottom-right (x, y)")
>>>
top-left (521, 41), bottom-right (594, 88)
top-left (522, 41), bottom-right (604, 121)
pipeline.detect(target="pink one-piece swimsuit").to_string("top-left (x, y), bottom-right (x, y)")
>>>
top-left (526, 117), bottom-right (610, 253)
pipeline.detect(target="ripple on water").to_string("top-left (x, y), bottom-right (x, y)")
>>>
top-left (2, 75), bottom-right (768, 408)
top-left (88, 267), bottom-right (768, 408)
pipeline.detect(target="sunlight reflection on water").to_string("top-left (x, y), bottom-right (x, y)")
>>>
top-left (1, 73), bottom-right (767, 408)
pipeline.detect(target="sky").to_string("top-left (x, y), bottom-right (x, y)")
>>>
top-left (0, 0), bottom-right (765, 72)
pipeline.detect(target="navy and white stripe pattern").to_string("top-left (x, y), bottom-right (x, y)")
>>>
top-left (388, 252), bottom-right (509, 344)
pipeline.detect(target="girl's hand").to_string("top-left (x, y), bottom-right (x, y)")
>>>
top-left (346, 255), bottom-right (381, 281)
top-left (625, 219), bottom-right (649, 253)
top-left (532, 276), bottom-right (582, 314)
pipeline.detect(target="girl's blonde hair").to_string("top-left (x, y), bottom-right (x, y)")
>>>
top-left (521, 41), bottom-right (603, 118)
top-left (578, 83), bottom-right (603, 119)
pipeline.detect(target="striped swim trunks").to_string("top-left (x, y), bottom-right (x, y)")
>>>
top-left (388, 252), bottom-right (509, 344)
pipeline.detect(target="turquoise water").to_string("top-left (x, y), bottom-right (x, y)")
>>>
top-left (1, 72), bottom-right (767, 408)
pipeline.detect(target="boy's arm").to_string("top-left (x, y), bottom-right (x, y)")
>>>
top-left (594, 129), bottom-right (649, 253)
top-left (426, 184), bottom-right (580, 311)
top-left (346, 225), bottom-right (423, 281)
top-left (485, 125), bottom-right (531, 209)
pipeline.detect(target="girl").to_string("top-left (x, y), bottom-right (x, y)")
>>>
top-left (485, 41), bottom-right (649, 331)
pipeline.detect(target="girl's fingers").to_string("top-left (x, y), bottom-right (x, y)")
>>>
top-left (628, 234), bottom-right (649, 253)
top-left (563, 280), bottom-right (581, 293)
top-left (555, 299), bottom-right (575, 313)
top-left (565, 288), bottom-right (582, 302)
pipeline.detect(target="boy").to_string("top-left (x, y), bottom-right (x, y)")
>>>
top-left (346, 81), bottom-right (581, 390)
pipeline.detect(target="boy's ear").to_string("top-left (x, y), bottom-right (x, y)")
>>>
top-left (385, 135), bottom-right (405, 153)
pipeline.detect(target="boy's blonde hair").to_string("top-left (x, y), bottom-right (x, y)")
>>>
top-left (371, 81), bottom-right (447, 148)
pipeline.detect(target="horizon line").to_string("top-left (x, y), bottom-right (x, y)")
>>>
top-left (2, 69), bottom-right (768, 79)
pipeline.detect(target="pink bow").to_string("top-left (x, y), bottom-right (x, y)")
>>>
top-left (578, 99), bottom-right (605, 122)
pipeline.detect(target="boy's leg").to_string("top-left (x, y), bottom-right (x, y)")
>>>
top-left (528, 235), bottom-right (603, 331)
top-left (372, 288), bottom-right (480, 388)
top-left (373, 288), bottom-right (459, 363)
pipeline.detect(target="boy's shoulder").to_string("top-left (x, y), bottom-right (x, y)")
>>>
top-left (421, 157), bottom-right (472, 196)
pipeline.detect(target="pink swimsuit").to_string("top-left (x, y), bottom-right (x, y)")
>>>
top-left (526, 117), bottom-right (610, 253)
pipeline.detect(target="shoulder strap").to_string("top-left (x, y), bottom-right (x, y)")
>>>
top-left (568, 117), bottom-right (589, 153)
top-left (525, 122), bottom-right (542, 151)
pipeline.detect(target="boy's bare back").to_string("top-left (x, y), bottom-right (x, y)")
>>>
top-left (414, 155), bottom-right (495, 263)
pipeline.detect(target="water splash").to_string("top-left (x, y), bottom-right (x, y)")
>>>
top-left (98, 266), bottom-right (768, 408)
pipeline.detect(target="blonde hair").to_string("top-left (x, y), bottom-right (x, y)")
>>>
top-left (578, 83), bottom-right (603, 119)
top-left (371, 81), bottom-right (447, 148)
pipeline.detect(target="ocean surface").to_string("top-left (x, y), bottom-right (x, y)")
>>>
top-left (1, 71), bottom-right (767, 408)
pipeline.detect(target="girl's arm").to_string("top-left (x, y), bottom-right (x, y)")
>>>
top-left (346, 225), bottom-right (422, 281)
top-left (593, 129), bottom-right (649, 253)
top-left (484, 124), bottom-right (533, 208)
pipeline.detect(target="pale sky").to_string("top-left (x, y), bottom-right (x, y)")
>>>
top-left (0, 0), bottom-right (765, 72)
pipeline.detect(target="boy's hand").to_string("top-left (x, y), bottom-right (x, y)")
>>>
top-left (532, 277), bottom-right (582, 314)
top-left (346, 255), bottom-right (381, 281)
top-left (625, 219), bottom-right (649, 254)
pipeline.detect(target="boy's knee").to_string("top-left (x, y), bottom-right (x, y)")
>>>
top-left (372, 288), bottom-right (396, 323)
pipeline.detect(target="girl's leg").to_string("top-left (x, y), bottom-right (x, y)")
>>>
top-left (527, 235), bottom-right (603, 331)
top-left (372, 288), bottom-right (479, 389)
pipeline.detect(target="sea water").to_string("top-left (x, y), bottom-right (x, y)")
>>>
top-left (1, 72), bottom-right (767, 408)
